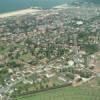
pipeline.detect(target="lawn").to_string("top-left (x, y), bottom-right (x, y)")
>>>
top-left (15, 86), bottom-right (100, 100)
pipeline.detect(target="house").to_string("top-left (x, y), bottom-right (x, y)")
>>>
top-left (58, 76), bottom-right (67, 82)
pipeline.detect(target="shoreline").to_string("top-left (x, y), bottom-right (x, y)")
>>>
top-left (0, 8), bottom-right (41, 18)
top-left (0, 4), bottom-right (81, 19)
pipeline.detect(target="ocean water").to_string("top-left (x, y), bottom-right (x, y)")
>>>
top-left (0, 0), bottom-right (70, 13)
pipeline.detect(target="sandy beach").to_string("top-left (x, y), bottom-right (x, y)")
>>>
top-left (53, 4), bottom-right (80, 9)
top-left (53, 4), bottom-right (68, 9)
top-left (0, 8), bottom-right (40, 18)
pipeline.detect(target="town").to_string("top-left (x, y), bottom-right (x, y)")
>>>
top-left (0, 6), bottom-right (100, 100)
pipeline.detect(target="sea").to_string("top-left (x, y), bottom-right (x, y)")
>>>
top-left (0, 0), bottom-right (70, 14)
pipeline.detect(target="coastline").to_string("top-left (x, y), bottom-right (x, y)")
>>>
top-left (0, 4), bottom-right (71, 19)
top-left (53, 4), bottom-right (68, 9)
top-left (0, 8), bottom-right (41, 18)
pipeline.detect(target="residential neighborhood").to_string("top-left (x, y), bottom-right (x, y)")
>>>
top-left (0, 5), bottom-right (100, 100)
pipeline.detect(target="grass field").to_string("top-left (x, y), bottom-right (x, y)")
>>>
top-left (15, 85), bottom-right (100, 100)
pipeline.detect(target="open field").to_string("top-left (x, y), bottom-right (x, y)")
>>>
top-left (15, 85), bottom-right (100, 100)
